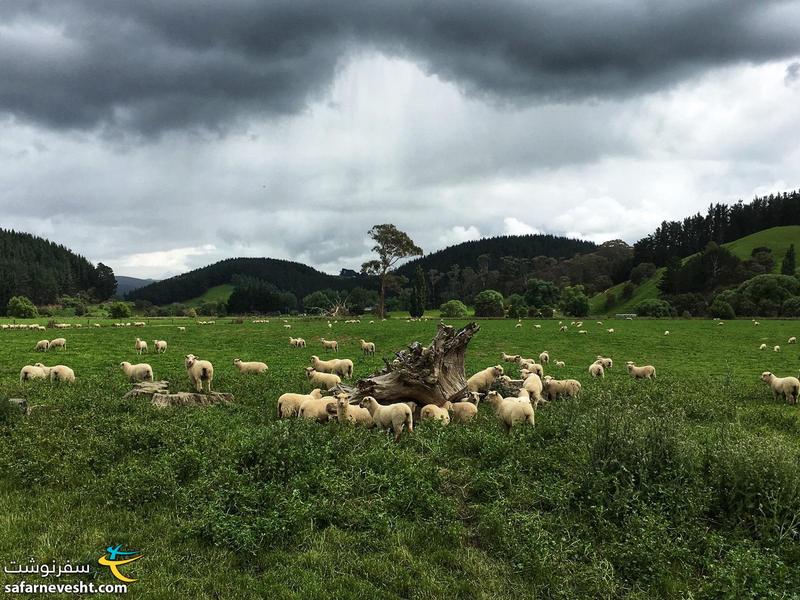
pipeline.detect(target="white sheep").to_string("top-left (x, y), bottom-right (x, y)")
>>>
top-left (521, 363), bottom-right (544, 379)
top-left (320, 338), bottom-right (339, 352)
top-left (485, 390), bottom-right (535, 432)
top-left (48, 365), bottom-right (75, 383)
top-left (595, 356), bottom-right (613, 370)
top-left (607, 328), bottom-right (615, 333)
top-left (542, 376), bottom-right (581, 401)
top-left (153, 340), bottom-right (167, 353)
top-left (277, 388), bottom-right (323, 418)
top-left (449, 399), bottom-right (479, 423)
top-left (20, 365), bottom-right (47, 383)
top-left (664, 330), bottom-right (670, 336)
top-left (310, 355), bottom-right (353, 378)
top-left (774, 345), bottom-right (781, 352)
top-left (761, 371), bottom-right (800, 404)
top-left (359, 397), bottom-right (413, 441)
top-left (298, 395), bottom-right (338, 422)
top-left (589, 362), bottom-right (605, 378)
top-left (330, 394), bottom-right (374, 426)
top-left (753, 320), bottom-right (760, 326)
top-left (578, 330), bottom-right (588, 335)
top-left (48, 338), bottom-right (67, 351)
top-left (467, 365), bottom-right (504, 393)
top-left (626, 362), bottom-right (656, 379)
top-left (360, 339), bottom-right (376, 356)
top-left (515, 322), bottom-right (523, 328)
top-left (233, 358), bottom-right (268, 374)
top-left (177, 326), bottom-right (186, 332)
top-left (305, 367), bottom-right (341, 389)
top-left (420, 402), bottom-right (451, 425)
top-left (135, 338), bottom-right (148, 354)
top-left (34, 339), bottom-right (49, 352)
top-left (554, 360), bottom-right (565, 368)
top-left (560, 325), bottom-right (568, 332)
top-left (538, 351), bottom-right (550, 365)
top-left (760, 343), bottom-right (767, 350)
top-left (502, 352), bottom-right (520, 363)
top-left (521, 372), bottom-right (544, 406)
top-left (185, 354), bottom-right (214, 393)
top-left (119, 361), bottom-right (154, 382)
top-left (790, 337), bottom-right (797, 344)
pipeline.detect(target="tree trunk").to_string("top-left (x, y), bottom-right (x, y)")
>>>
top-left (337, 321), bottom-right (480, 407)
top-left (378, 274), bottom-right (386, 319)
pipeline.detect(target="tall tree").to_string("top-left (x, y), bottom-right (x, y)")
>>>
top-left (409, 266), bottom-right (428, 318)
top-left (361, 224), bottom-right (422, 318)
top-left (93, 262), bottom-right (117, 301)
top-left (781, 244), bottom-right (796, 276)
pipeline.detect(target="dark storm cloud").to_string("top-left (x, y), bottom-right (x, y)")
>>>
top-left (1, 0), bottom-right (799, 134)
top-left (787, 61), bottom-right (800, 84)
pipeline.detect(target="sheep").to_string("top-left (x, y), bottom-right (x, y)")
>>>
top-left (48, 338), bottom-right (67, 351)
top-left (761, 371), bottom-right (800, 404)
top-left (626, 362), bottom-right (656, 379)
top-left (534, 324), bottom-right (542, 329)
top-left (310, 355), bottom-right (353, 378)
top-left (515, 322), bottom-right (523, 328)
top-left (485, 390), bottom-right (535, 432)
top-left (466, 365), bottom-right (504, 393)
top-left (449, 398), bottom-right (479, 423)
top-left (774, 345), bottom-right (781, 352)
top-left (595, 356), bottom-right (613, 370)
top-left (20, 365), bottom-right (47, 383)
top-left (560, 325), bottom-right (568, 332)
top-left (154, 340), bottom-right (167, 353)
top-left (135, 338), bottom-right (148, 354)
top-left (420, 402), bottom-right (451, 425)
top-left (233, 358), bottom-right (268, 374)
top-left (284, 324), bottom-right (291, 329)
top-left (331, 394), bottom-right (374, 426)
top-left (185, 354), bottom-right (214, 392)
top-left (538, 351), bottom-right (550, 365)
top-left (717, 321), bottom-right (724, 326)
top-left (520, 363), bottom-right (544, 378)
top-left (33, 362), bottom-right (51, 377)
top-left (277, 388), bottom-right (323, 418)
top-left (502, 352), bottom-right (520, 363)
top-left (578, 330), bottom-right (588, 335)
top-left (305, 367), bottom-right (341, 389)
top-left (48, 365), bottom-right (76, 383)
top-left (554, 360), bottom-right (565, 368)
top-left (289, 337), bottom-right (303, 348)
top-left (790, 337), bottom-right (797, 344)
top-left (298, 395), bottom-right (338, 422)
top-left (360, 339), bottom-right (376, 356)
top-left (320, 338), bottom-right (339, 352)
top-left (359, 396), bottom-right (413, 441)
top-left (177, 326), bottom-right (186, 332)
top-left (760, 343), bottom-right (768, 350)
top-left (119, 361), bottom-right (154, 382)
top-left (34, 339), bottom-right (49, 352)
top-left (754, 321), bottom-right (761, 326)
top-left (607, 328), bottom-right (615, 333)
top-left (664, 330), bottom-right (670, 336)
top-left (589, 362), bottom-right (605, 378)
top-left (521, 372), bottom-right (544, 406)
top-left (542, 376), bottom-right (582, 401)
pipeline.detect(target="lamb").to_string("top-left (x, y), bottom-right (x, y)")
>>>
top-left (305, 367), bottom-right (341, 389)
top-left (320, 338), bottom-right (339, 352)
top-left (185, 354), bottom-right (214, 392)
top-left (485, 390), bottom-right (535, 432)
top-left (790, 337), bottom-right (797, 344)
top-left (589, 362), bottom-right (605, 378)
top-left (277, 388), bottom-right (323, 418)
top-left (153, 340), bottom-right (167, 353)
top-left (595, 356), bottom-right (613, 370)
top-left (298, 395), bottom-right (338, 422)
top-left (331, 394), bottom-right (374, 426)
top-left (310, 355), bottom-right (353, 378)
top-left (502, 352), bottom-right (520, 363)
top-left (774, 345), bottom-right (781, 352)
top-left (534, 324), bottom-right (542, 329)
top-left (289, 337), bottom-right (305, 348)
top-left (761, 371), bottom-right (800, 404)
top-left (47, 338), bottom-right (67, 351)
top-left (34, 339), bottom-right (49, 352)
top-left (538, 351), bottom-right (550, 365)
top-left (449, 399), bottom-right (479, 423)
top-left (20, 365), bottom-right (47, 383)
top-left (48, 365), bottom-right (76, 383)
top-left (542, 377), bottom-right (582, 401)
top-left (554, 360), bottom-right (565, 368)
top-left (177, 327), bottom-right (186, 332)
top-left (520, 363), bottom-right (544, 378)
top-left (626, 362), bottom-right (656, 379)
top-left (760, 343), bottom-right (768, 350)
top-left (135, 338), bottom-right (148, 354)
top-left (233, 358), bottom-right (268, 374)
top-left (420, 402), bottom-right (451, 425)
top-left (521, 372), bottom-right (544, 406)
top-left (119, 361), bottom-right (154, 382)
top-left (466, 365), bottom-right (504, 393)
top-left (359, 396), bottom-right (413, 441)
top-left (360, 339), bottom-right (376, 356)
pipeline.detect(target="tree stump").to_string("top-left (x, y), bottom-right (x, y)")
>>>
top-left (123, 380), bottom-right (170, 399)
top-left (338, 322), bottom-right (480, 407)
top-left (123, 380), bottom-right (233, 407)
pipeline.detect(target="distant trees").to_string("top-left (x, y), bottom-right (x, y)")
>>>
top-left (504, 294), bottom-right (528, 319)
top-left (361, 224), bottom-right (423, 319)
top-left (708, 298), bottom-right (735, 320)
top-left (524, 279), bottom-right (560, 310)
top-left (635, 298), bottom-right (674, 318)
top-left (474, 290), bottom-right (505, 317)
top-left (226, 275), bottom-right (297, 314)
top-left (109, 302), bottom-right (131, 319)
top-left (6, 295), bottom-right (38, 318)
top-left (92, 262), bottom-right (117, 301)
top-left (439, 300), bottom-right (469, 318)
top-left (782, 244), bottom-right (796, 275)
top-left (630, 262), bottom-right (657, 284)
top-left (560, 286), bottom-right (589, 317)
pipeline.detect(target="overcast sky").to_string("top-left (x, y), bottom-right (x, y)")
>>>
top-left (1, 1), bottom-right (799, 279)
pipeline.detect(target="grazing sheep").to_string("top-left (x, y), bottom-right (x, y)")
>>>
top-left (607, 328), bottom-right (615, 333)
top-left (185, 354), bottom-right (214, 393)
top-left (135, 338), bottom-right (148, 354)
top-left (467, 365), bottom-right (504, 393)
top-left (119, 361), bottom-right (154, 382)
top-left (177, 326), bottom-right (186, 332)
top-left (320, 338), bottom-right (339, 352)
top-left (664, 330), bottom-right (670, 336)
top-left (420, 402), bottom-right (452, 425)
top-left (554, 360), bottom-right (565, 368)
top-left (595, 356), bottom-right (613, 370)
top-left (289, 337), bottom-right (306, 348)
top-left (277, 389), bottom-right (323, 418)
top-left (359, 396), bottom-right (413, 442)
top-left (34, 339), bottom-right (49, 352)
top-left (761, 371), bottom-right (800, 404)
top-left (560, 325), bottom-right (568, 332)
top-left (48, 365), bottom-right (76, 383)
top-left (299, 395), bottom-right (338, 422)
top-left (233, 358), bottom-right (268, 374)
top-left (542, 376), bottom-right (581, 401)
top-left (154, 340), bottom-right (167, 353)
top-left (539, 351), bottom-right (550, 365)
top-left (485, 390), bottom-right (535, 432)
top-left (760, 343), bottom-right (768, 350)
top-left (578, 330), bottom-right (588, 335)
top-left (48, 338), bottom-right (67, 351)
top-left (360, 339), bottom-right (376, 355)
top-left (20, 365), bottom-right (47, 383)
top-left (33, 362), bottom-right (51, 377)
top-left (331, 394), bottom-right (374, 426)
top-left (774, 345), bottom-right (781, 352)
top-left (790, 337), bottom-right (797, 344)
top-left (521, 372), bottom-right (544, 406)
top-left (717, 321), bottom-right (724, 326)
top-left (305, 367), bottom-right (341, 389)
top-left (626, 362), bottom-right (656, 379)
top-left (310, 355), bottom-right (353, 379)
top-left (502, 352), bottom-right (521, 363)
top-left (520, 363), bottom-right (544, 378)
top-left (754, 321), bottom-right (761, 326)
top-left (449, 399), bottom-right (479, 423)
top-left (589, 362), bottom-right (605, 378)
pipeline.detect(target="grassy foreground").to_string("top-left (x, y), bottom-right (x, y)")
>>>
top-left (1, 317), bottom-right (800, 598)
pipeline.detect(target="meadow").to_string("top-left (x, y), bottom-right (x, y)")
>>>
top-left (1, 316), bottom-right (800, 598)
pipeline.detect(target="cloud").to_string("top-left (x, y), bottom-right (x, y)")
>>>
top-left (786, 61), bottom-right (800, 85)
top-left (101, 245), bottom-right (218, 280)
top-left (503, 217), bottom-right (540, 236)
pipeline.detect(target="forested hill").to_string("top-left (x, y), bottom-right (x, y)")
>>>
top-left (634, 189), bottom-right (800, 266)
top-left (396, 233), bottom-right (597, 278)
top-left (0, 229), bottom-right (116, 312)
top-left (126, 257), bottom-right (368, 305)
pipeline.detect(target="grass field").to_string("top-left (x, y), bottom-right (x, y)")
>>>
top-left (2, 317), bottom-right (800, 598)
top-left (187, 284), bottom-right (235, 306)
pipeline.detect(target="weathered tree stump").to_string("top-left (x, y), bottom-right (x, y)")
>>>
top-left (337, 322), bottom-right (480, 407)
top-left (123, 380), bottom-right (170, 399)
top-left (123, 380), bottom-right (233, 407)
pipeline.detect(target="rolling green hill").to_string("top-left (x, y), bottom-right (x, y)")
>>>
top-left (591, 226), bottom-right (800, 314)
top-left (187, 284), bottom-right (234, 306)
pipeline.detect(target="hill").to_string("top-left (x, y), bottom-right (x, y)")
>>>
top-left (126, 257), bottom-right (369, 305)
top-left (188, 284), bottom-right (235, 306)
top-left (115, 275), bottom-right (156, 297)
top-left (0, 228), bottom-right (116, 313)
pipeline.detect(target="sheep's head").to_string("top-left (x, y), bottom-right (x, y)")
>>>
top-left (761, 371), bottom-right (773, 382)
top-left (305, 367), bottom-right (315, 378)
top-left (119, 362), bottom-right (129, 369)
top-left (310, 356), bottom-right (319, 364)
top-left (485, 391), bottom-right (501, 405)
top-left (359, 396), bottom-right (377, 409)
top-left (492, 366), bottom-right (504, 376)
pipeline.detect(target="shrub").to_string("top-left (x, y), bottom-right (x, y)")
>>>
top-left (560, 286), bottom-right (589, 317)
top-left (709, 298), bottom-right (736, 320)
top-left (6, 295), bottom-right (38, 318)
top-left (504, 294), bottom-right (528, 319)
top-left (109, 302), bottom-right (131, 319)
top-left (781, 297), bottom-right (800, 317)
top-left (439, 300), bottom-right (469, 318)
top-left (621, 282), bottom-right (635, 300)
top-left (474, 290), bottom-right (505, 317)
top-left (635, 298), bottom-right (674, 318)
top-left (630, 262), bottom-right (657, 285)
top-left (184, 307), bottom-right (198, 318)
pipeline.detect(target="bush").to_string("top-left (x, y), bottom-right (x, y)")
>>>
top-left (781, 297), bottom-right (800, 317)
top-left (621, 282), bottom-right (636, 300)
top-left (109, 302), bottom-right (131, 319)
top-left (560, 286), bottom-right (589, 317)
top-left (630, 262), bottom-right (657, 285)
top-left (504, 294), bottom-right (528, 319)
top-left (635, 298), bottom-right (674, 318)
top-left (74, 303), bottom-right (87, 316)
top-left (6, 295), bottom-right (38, 318)
top-left (474, 290), bottom-right (505, 317)
top-left (709, 298), bottom-right (736, 320)
top-left (439, 300), bottom-right (469, 318)
top-left (184, 307), bottom-right (198, 318)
